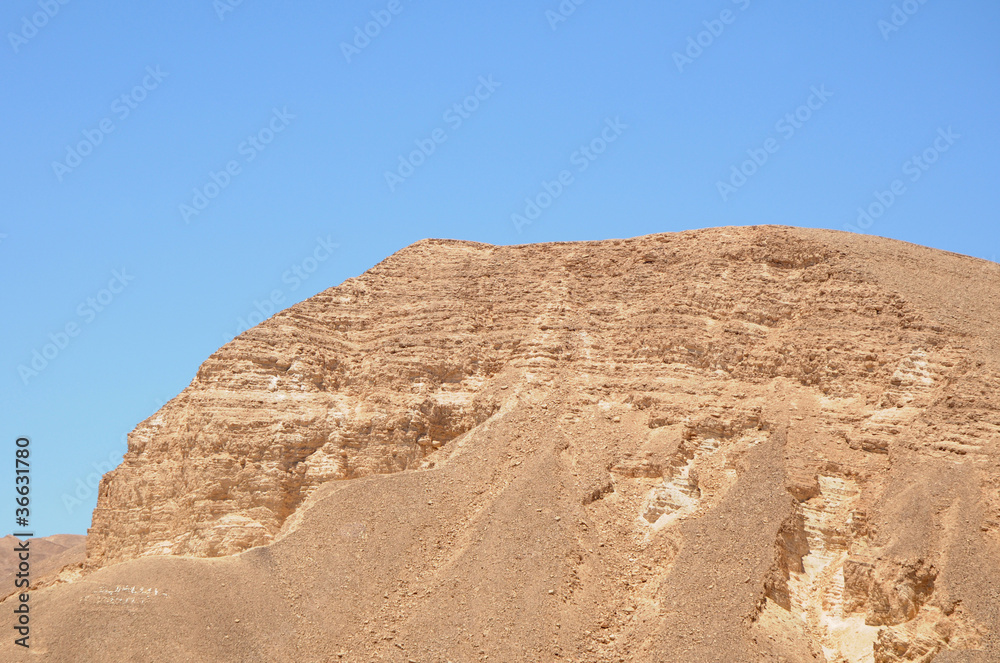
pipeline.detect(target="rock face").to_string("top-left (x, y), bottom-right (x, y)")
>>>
top-left (22, 226), bottom-right (999, 661)
top-left (86, 241), bottom-right (504, 565)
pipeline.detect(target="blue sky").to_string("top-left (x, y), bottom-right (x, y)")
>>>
top-left (2, 0), bottom-right (998, 537)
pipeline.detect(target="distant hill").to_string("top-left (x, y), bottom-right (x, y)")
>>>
top-left (0, 534), bottom-right (85, 601)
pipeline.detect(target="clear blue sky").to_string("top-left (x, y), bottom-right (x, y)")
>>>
top-left (2, 0), bottom-right (998, 537)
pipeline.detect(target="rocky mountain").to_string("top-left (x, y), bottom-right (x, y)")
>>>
top-left (4, 226), bottom-right (999, 662)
